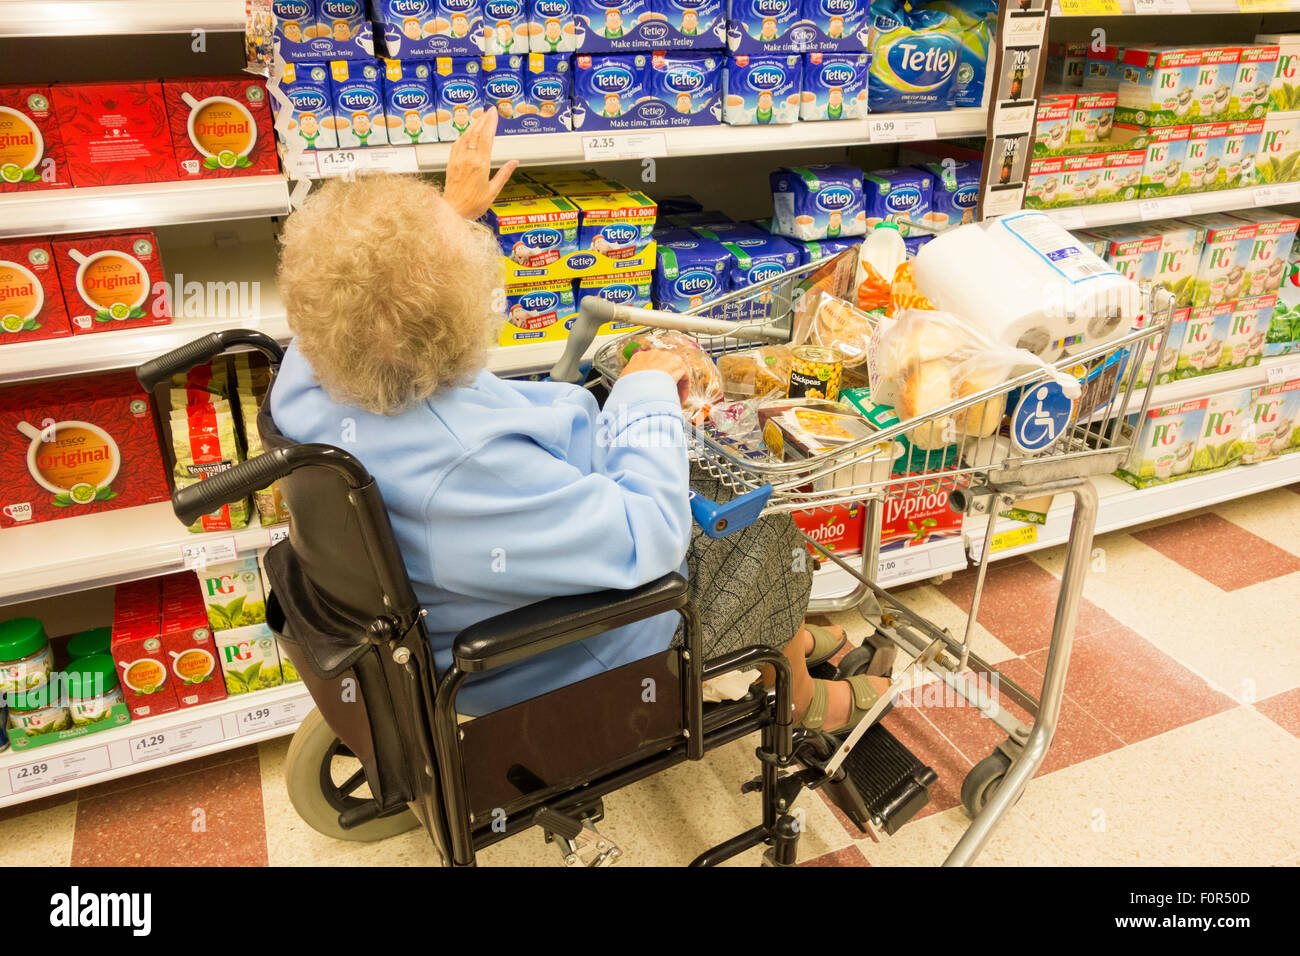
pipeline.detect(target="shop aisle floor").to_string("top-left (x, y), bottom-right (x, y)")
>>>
top-left (4, 485), bottom-right (1299, 867)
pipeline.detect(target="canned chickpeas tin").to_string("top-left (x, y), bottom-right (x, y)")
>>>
top-left (788, 346), bottom-right (844, 401)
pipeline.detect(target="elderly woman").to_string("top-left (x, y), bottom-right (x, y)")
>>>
top-left (274, 108), bottom-right (888, 723)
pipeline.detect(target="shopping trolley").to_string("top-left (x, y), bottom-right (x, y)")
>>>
top-left (552, 247), bottom-right (1176, 865)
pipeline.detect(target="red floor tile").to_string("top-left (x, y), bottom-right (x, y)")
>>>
top-left (75, 744), bottom-right (260, 801)
top-left (1256, 687), bottom-right (1300, 739)
top-left (72, 757), bottom-right (268, 866)
top-left (1021, 626), bottom-right (1236, 745)
top-left (801, 844), bottom-right (869, 866)
top-left (1131, 512), bottom-right (1300, 591)
top-left (937, 557), bottom-right (1122, 656)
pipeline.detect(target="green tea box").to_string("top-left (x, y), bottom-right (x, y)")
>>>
top-left (1256, 33), bottom-right (1300, 112)
top-left (1135, 125), bottom-right (1191, 198)
top-left (1221, 293), bottom-right (1273, 369)
top-left (1256, 111), bottom-right (1300, 185)
top-left (197, 557), bottom-right (267, 632)
top-left (1243, 379), bottom-right (1300, 462)
top-left (1176, 301), bottom-right (1232, 378)
top-left (1191, 388), bottom-right (1251, 473)
top-left (1081, 219), bottom-right (1205, 307)
top-left (1266, 249), bottom-right (1300, 356)
top-left (214, 622), bottom-right (283, 696)
top-left (1231, 44), bottom-right (1279, 119)
top-left (1117, 397), bottom-right (1206, 488)
top-left (1118, 47), bottom-right (1202, 127)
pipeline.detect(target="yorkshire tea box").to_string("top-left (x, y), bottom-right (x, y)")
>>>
top-left (1256, 33), bottom-right (1300, 113)
top-left (1116, 398), bottom-right (1207, 488)
top-left (1243, 379), bottom-right (1300, 461)
top-left (1191, 388), bottom-right (1251, 473)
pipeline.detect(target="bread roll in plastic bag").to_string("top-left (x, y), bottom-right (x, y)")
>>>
top-left (616, 330), bottom-right (723, 412)
top-left (810, 291), bottom-right (875, 367)
top-left (867, 308), bottom-right (1080, 450)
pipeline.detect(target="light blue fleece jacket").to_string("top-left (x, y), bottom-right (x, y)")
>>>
top-left (270, 342), bottom-right (691, 715)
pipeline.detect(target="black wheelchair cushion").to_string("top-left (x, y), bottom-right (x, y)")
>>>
top-left (263, 539), bottom-right (373, 680)
top-left (454, 572), bottom-right (689, 673)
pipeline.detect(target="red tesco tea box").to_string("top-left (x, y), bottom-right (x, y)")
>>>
top-left (51, 230), bottom-right (171, 334)
top-left (0, 238), bottom-right (73, 345)
top-left (0, 85), bottom-right (72, 191)
top-left (0, 369), bottom-right (170, 528)
top-left (111, 579), bottom-right (180, 719)
top-left (157, 571), bottom-right (226, 708)
top-left (881, 476), bottom-right (965, 551)
top-left (51, 81), bottom-right (179, 186)
top-left (162, 76), bottom-right (279, 179)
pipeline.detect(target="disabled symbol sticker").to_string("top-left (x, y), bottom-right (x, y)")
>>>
top-left (1011, 381), bottom-right (1074, 453)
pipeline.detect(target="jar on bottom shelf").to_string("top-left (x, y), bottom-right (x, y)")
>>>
top-left (65, 655), bottom-right (124, 728)
top-left (0, 617), bottom-right (53, 695)
top-left (8, 683), bottom-right (70, 738)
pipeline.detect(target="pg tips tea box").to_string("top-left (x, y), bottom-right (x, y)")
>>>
top-left (1117, 398), bottom-right (1206, 488)
top-left (1191, 388), bottom-right (1251, 473)
top-left (0, 85), bottom-right (71, 191)
top-left (51, 81), bottom-right (179, 187)
top-left (216, 623), bottom-right (284, 695)
top-left (1231, 45), bottom-right (1278, 120)
top-left (0, 369), bottom-right (170, 527)
top-left (1244, 379), bottom-right (1300, 461)
top-left (0, 238), bottom-right (72, 345)
top-left (51, 231), bottom-right (171, 335)
top-left (163, 76), bottom-right (279, 178)
top-left (1117, 47), bottom-right (1201, 127)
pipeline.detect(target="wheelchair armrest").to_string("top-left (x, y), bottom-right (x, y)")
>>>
top-left (452, 572), bottom-right (688, 673)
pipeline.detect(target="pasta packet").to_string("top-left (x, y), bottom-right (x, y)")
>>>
top-left (717, 345), bottom-right (794, 399)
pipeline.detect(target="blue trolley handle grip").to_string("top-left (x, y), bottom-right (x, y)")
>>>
top-left (689, 485), bottom-right (773, 539)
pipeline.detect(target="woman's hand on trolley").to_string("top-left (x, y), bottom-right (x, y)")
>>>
top-left (621, 350), bottom-right (691, 405)
top-left (443, 106), bottom-right (518, 220)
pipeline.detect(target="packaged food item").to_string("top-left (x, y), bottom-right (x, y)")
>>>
top-left (808, 291), bottom-right (873, 366)
top-left (1256, 111), bottom-right (1300, 185)
top-left (272, 0), bottom-right (317, 47)
top-left (863, 166), bottom-right (931, 236)
top-left (7, 683), bottom-right (70, 738)
top-left (0, 370), bottom-right (170, 528)
top-left (717, 233), bottom-right (800, 290)
top-left (382, 58), bottom-right (438, 144)
top-left (273, 61), bottom-right (341, 150)
top-left (233, 354), bottom-right (288, 524)
top-left (502, 277), bottom-right (577, 342)
top-left (855, 220), bottom-right (906, 312)
top-left (478, 53), bottom-right (528, 122)
top-left (67, 626), bottom-right (112, 660)
top-left (162, 76), bottom-right (278, 178)
top-left (654, 236), bottom-right (730, 311)
top-left (51, 231), bottom-right (171, 335)
top-left (1191, 388), bottom-right (1251, 473)
top-left (526, 0), bottom-right (579, 53)
top-left (879, 472), bottom-right (964, 550)
top-left (111, 579), bottom-right (180, 719)
top-left (788, 345), bottom-right (843, 400)
top-left (198, 558), bottom-right (267, 632)
top-left (614, 330), bottom-right (722, 410)
top-left (1080, 220), bottom-right (1205, 308)
top-left (573, 190), bottom-right (657, 258)
top-left (792, 502), bottom-right (864, 556)
top-left (717, 345), bottom-right (794, 399)
top-left (757, 399), bottom-right (900, 489)
top-left (485, 195), bottom-right (581, 267)
top-left (867, 2), bottom-right (962, 111)
top-left (1129, 306), bottom-right (1187, 388)
top-left (1224, 208), bottom-right (1300, 298)
top-left (1193, 47), bottom-right (1239, 120)
top-left (481, 0), bottom-right (529, 54)
top-left (1231, 44), bottom-right (1279, 120)
top-left (216, 623), bottom-right (284, 695)
top-left (552, 177), bottom-right (628, 196)
top-left (433, 56), bottom-right (485, 140)
top-left (726, 0), bottom-right (802, 54)
top-left (1117, 47), bottom-right (1203, 127)
top-left (573, 0), bottom-right (652, 50)
top-left (50, 81), bottom-right (178, 186)
top-left (1256, 33), bottom-right (1300, 112)
top-left (170, 389), bottom-right (250, 533)
top-left (316, 0), bottom-right (367, 42)
top-left (512, 52), bottom-right (573, 131)
top-left (644, 50), bottom-right (722, 117)
top-left (572, 53), bottom-right (649, 126)
top-left (1045, 40), bottom-right (1087, 88)
top-left (0, 617), bottom-right (53, 695)
top-left (1115, 398), bottom-right (1206, 488)
top-left (799, 52), bottom-right (869, 121)
top-left (1176, 302), bottom-right (1231, 378)
top-left (797, 236), bottom-right (861, 264)
top-left (0, 85), bottom-right (71, 190)
top-left (1267, 256), bottom-right (1300, 356)
top-left (1244, 379), bottom-right (1300, 461)
top-left (576, 270), bottom-right (653, 316)
top-left (1068, 91), bottom-right (1116, 146)
top-left (917, 160), bottom-right (979, 230)
top-left (1134, 124), bottom-right (1191, 198)
top-left (1102, 148), bottom-right (1145, 203)
top-left (497, 180), bottom-right (555, 199)
top-left (528, 166), bottom-right (602, 184)
top-left (1084, 45), bottom-right (1122, 92)
top-left (770, 164), bottom-right (867, 241)
top-left (1221, 294), bottom-right (1271, 368)
top-left (1036, 93), bottom-right (1080, 159)
top-left (372, 0), bottom-right (483, 58)
top-left (0, 238), bottom-right (73, 345)
top-left (65, 655), bottom-right (124, 728)
top-left (723, 54), bottom-right (802, 125)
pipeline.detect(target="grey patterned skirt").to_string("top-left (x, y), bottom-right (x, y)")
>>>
top-left (671, 466), bottom-right (814, 658)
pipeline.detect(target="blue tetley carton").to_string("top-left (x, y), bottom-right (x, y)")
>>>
top-left (504, 278), bottom-right (577, 339)
top-left (863, 166), bottom-right (931, 235)
top-left (573, 52), bottom-right (721, 129)
top-left (795, 235), bottom-right (860, 264)
top-left (496, 53), bottom-right (572, 133)
top-left (330, 59), bottom-right (390, 147)
top-left (769, 164), bottom-right (867, 241)
top-left (799, 51), bottom-right (868, 120)
top-left (274, 61), bottom-right (340, 149)
top-left (646, 51), bottom-right (722, 117)
top-left (723, 54), bottom-right (801, 125)
top-left (719, 233), bottom-right (800, 289)
top-left (481, 0), bottom-right (529, 53)
top-left (432, 56), bottom-right (485, 139)
top-left (527, 0), bottom-right (579, 53)
top-left (374, 0), bottom-right (485, 58)
top-left (660, 0), bottom-right (729, 47)
top-left (727, 0), bottom-right (869, 55)
top-left (480, 55), bottom-right (527, 119)
top-left (917, 159), bottom-right (979, 229)
top-left (274, 0), bottom-right (377, 61)
top-left (382, 58), bottom-right (438, 144)
top-left (654, 237), bottom-right (731, 310)
top-left (535, 0), bottom-right (725, 52)
top-left (577, 270), bottom-right (654, 312)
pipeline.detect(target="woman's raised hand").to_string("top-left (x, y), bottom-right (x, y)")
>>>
top-left (443, 107), bottom-right (519, 220)
top-left (621, 350), bottom-right (691, 406)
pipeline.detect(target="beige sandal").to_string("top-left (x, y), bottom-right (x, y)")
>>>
top-left (796, 674), bottom-right (886, 732)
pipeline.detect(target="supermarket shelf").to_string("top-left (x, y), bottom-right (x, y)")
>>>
top-left (0, 683), bottom-right (313, 808)
top-left (1043, 182), bottom-right (1300, 230)
top-left (1052, 0), bottom-right (1293, 14)
top-left (300, 110), bottom-right (987, 177)
top-left (0, 175), bottom-right (292, 239)
top-left (0, 240), bottom-right (290, 385)
top-left (1141, 353), bottom-right (1300, 408)
top-left (0, 0), bottom-right (246, 37)
top-left (810, 534), bottom-right (969, 601)
top-left (0, 504), bottom-right (285, 604)
top-left (966, 455), bottom-right (1300, 563)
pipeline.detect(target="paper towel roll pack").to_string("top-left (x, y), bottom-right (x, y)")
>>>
top-left (912, 211), bottom-right (1143, 360)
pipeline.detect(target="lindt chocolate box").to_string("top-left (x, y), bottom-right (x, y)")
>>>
top-left (0, 85), bottom-right (72, 191)
top-left (0, 238), bottom-right (73, 345)
top-left (51, 230), bottom-right (172, 335)
top-left (162, 76), bottom-right (279, 179)
top-left (51, 81), bottom-right (179, 186)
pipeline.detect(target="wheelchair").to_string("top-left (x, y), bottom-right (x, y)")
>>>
top-left (137, 329), bottom-right (939, 867)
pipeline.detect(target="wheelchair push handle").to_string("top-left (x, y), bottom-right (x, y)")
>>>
top-left (551, 296), bottom-right (619, 385)
top-left (174, 449), bottom-right (296, 525)
top-left (137, 329), bottom-right (285, 391)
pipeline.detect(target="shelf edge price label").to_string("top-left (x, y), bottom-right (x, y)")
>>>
top-left (316, 150), bottom-right (359, 178)
top-left (181, 535), bottom-right (239, 570)
top-left (869, 116), bottom-right (938, 144)
top-left (1257, 183), bottom-right (1300, 206)
top-left (9, 747), bottom-right (111, 794)
top-left (267, 524), bottom-right (290, 547)
top-left (1055, 0), bottom-right (1121, 13)
top-left (1139, 197), bottom-right (1191, 221)
top-left (877, 548), bottom-right (934, 583)
top-left (1132, 0), bottom-right (1191, 12)
top-left (581, 132), bottom-right (668, 162)
top-left (1049, 207), bottom-right (1087, 230)
top-left (1236, 0), bottom-right (1292, 11)
top-left (236, 694), bottom-right (312, 736)
top-left (988, 524), bottom-right (1038, 555)
top-left (1267, 360), bottom-right (1300, 385)
top-left (128, 718), bottom-right (224, 763)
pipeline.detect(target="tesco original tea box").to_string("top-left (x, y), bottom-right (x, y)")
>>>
top-left (0, 238), bottom-right (72, 345)
top-left (110, 578), bottom-right (179, 720)
top-left (159, 571), bottom-right (226, 709)
top-left (51, 231), bottom-right (172, 335)
top-left (163, 76), bottom-right (279, 178)
top-left (0, 85), bottom-right (71, 191)
top-left (51, 81), bottom-right (179, 187)
top-left (0, 370), bottom-right (170, 528)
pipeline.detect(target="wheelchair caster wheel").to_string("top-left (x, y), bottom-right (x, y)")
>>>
top-left (285, 709), bottom-right (421, 843)
top-left (960, 749), bottom-right (1014, 817)
top-left (832, 644), bottom-right (875, 679)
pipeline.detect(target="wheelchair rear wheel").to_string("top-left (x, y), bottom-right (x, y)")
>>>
top-left (285, 709), bottom-right (421, 842)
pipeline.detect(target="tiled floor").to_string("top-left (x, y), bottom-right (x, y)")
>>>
top-left (4, 486), bottom-right (1299, 867)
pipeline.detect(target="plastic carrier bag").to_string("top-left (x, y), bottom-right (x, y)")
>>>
top-left (867, 307), bottom-right (1080, 450)
top-left (808, 290), bottom-right (876, 367)
top-left (615, 330), bottom-right (724, 413)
